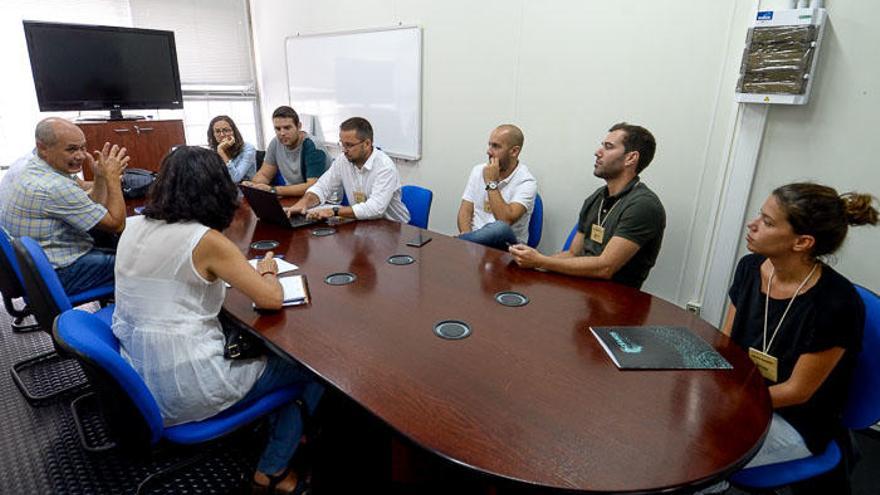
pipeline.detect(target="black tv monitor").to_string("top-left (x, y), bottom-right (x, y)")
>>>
top-left (23, 21), bottom-right (183, 120)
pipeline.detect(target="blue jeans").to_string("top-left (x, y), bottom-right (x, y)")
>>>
top-left (459, 221), bottom-right (519, 251)
top-left (238, 354), bottom-right (324, 475)
top-left (55, 249), bottom-right (116, 295)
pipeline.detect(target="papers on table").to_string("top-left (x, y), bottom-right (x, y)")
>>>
top-left (249, 258), bottom-right (299, 274)
top-left (250, 275), bottom-right (310, 308)
top-left (225, 258), bottom-right (300, 288)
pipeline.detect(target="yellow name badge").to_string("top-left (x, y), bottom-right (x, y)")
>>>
top-left (354, 191), bottom-right (366, 204)
top-left (590, 224), bottom-right (605, 244)
top-left (748, 347), bottom-right (779, 382)
top-left (484, 200), bottom-right (492, 213)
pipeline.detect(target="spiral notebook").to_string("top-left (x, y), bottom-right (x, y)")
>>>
top-left (279, 275), bottom-right (310, 306)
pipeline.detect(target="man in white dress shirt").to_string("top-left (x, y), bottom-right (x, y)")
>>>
top-left (286, 117), bottom-right (410, 223)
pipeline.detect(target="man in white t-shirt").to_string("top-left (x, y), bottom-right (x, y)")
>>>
top-left (457, 124), bottom-right (537, 250)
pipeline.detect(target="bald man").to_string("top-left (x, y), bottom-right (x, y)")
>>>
top-left (456, 124), bottom-right (538, 250)
top-left (0, 118), bottom-right (129, 294)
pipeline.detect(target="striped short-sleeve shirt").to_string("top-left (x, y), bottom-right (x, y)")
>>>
top-left (0, 155), bottom-right (106, 268)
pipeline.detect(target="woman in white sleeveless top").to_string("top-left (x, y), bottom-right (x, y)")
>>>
top-left (113, 146), bottom-right (321, 494)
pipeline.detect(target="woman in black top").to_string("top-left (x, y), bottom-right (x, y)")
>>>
top-left (722, 183), bottom-right (877, 468)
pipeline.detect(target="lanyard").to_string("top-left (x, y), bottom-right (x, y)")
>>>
top-left (596, 181), bottom-right (638, 227)
top-left (762, 263), bottom-right (818, 353)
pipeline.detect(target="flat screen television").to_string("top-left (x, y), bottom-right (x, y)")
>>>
top-left (23, 21), bottom-right (183, 120)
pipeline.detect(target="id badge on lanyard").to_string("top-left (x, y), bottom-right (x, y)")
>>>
top-left (748, 347), bottom-right (778, 382)
top-left (590, 224), bottom-right (605, 244)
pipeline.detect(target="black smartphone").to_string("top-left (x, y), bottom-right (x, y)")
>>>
top-left (405, 233), bottom-right (432, 247)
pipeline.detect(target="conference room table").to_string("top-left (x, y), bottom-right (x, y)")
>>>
top-left (221, 204), bottom-right (772, 494)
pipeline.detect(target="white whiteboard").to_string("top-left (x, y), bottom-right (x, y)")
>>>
top-left (285, 26), bottom-right (422, 160)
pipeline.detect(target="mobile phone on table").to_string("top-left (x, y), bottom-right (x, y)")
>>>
top-left (405, 232), bottom-right (432, 247)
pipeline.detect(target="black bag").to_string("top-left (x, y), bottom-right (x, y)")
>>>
top-left (219, 310), bottom-right (265, 360)
top-left (122, 168), bottom-right (157, 199)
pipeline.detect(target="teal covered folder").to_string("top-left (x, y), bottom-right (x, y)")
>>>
top-left (590, 326), bottom-right (732, 370)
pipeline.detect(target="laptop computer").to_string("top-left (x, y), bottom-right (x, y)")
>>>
top-left (240, 185), bottom-right (321, 229)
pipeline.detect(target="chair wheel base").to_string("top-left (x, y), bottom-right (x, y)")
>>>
top-left (71, 392), bottom-right (117, 452)
top-left (11, 350), bottom-right (89, 404)
top-left (11, 316), bottom-right (40, 333)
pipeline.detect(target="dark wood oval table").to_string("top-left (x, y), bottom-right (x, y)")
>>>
top-left (222, 208), bottom-right (772, 493)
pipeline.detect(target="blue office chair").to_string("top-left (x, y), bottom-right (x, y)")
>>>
top-left (0, 228), bottom-right (38, 332)
top-left (527, 194), bottom-right (543, 248)
top-left (11, 236), bottom-right (114, 402)
top-left (730, 285), bottom-right (880, 490)
top-left (53, 309), bottom-right (304, 490)
top-left (562, 224), bottom-right (579, 251)
top-left (401, 185), bottom-right (433, 229)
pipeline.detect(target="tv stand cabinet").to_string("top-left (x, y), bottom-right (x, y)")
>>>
top-left (76, 119), bottom-right (185, 179)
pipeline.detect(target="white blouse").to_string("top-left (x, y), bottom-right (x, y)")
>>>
top-left (112, 216), bottom-right (266, 426)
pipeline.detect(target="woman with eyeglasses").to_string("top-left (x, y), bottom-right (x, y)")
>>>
top-left (208, 115), bottom-right (257, 182)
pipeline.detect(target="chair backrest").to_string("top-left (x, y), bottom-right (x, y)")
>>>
top-left (527, 194), bottom-right (543, 248)
top-left (13, 237), bottom-right (73, 330)
top-left (562, 224), bottom-right (578, 251)
top-left (53, 309), bottom-right (164, 447)
top-left (0, 228), bottom-right (26, 299)
top-left (843, 286), bottom-right (880, 429)
top-left (255, 149), bottom-right (265, 170)
top-left (401, 185), bottom-right (433, 229)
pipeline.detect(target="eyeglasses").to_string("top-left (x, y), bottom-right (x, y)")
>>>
top-left (338, 140), bottom-right (365, 151)
top-left (213, 127), bottom-right (234, 135)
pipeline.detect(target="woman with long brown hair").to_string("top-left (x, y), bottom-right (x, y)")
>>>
top-left (723, 183), bottom-right (877, 470)
top-left (208, 115), bottom-right (257, 182)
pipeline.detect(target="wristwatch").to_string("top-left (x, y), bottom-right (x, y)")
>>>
top-left (485, 181), bottom-right (499, 191)
top-left (332, 206), bottom-right (340, 217)
top-left (269, 186), bottom-right (277, 194)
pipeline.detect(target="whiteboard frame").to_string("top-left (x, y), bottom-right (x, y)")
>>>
top-left (284, 25), bottom-right (423, 161)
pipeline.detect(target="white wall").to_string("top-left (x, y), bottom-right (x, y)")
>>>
top-left (0, 0), bottom-right (132, 165)
top-left (251, 0), bottom-right (752, 306)
top-left (738, 1), bottom-right (880, 292)
top-left (251, 0), bottom-right (878, 308)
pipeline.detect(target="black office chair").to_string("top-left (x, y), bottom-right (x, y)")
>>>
top-left (255, 149), bottom-right (265, 170)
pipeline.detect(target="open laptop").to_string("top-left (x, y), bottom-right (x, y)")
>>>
top-left (239, 185), bottom-right (321, 229)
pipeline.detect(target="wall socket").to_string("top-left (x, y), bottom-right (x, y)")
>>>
top-left (685, 301), bottom-right (702, 316)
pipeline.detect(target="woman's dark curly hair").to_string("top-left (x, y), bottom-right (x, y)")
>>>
top-left (143, 146), bottom-right (240, 231)
top-left (207, 115), bottom-right (244, 159)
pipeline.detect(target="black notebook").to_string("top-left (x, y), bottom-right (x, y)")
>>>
top-left (590, 326), bottom-right (732, 370)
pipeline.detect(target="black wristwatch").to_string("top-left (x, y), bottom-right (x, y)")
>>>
top-left (485, 181), bottom-right (499, 191)
top-left (332, 206), bottom-right (340, 217)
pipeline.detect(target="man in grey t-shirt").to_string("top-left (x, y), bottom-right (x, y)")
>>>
top-left (243, 106), bottom-right (329, 197)
top-left (509, 123), bottom-right (665, 289)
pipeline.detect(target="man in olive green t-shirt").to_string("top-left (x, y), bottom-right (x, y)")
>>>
top-left (509, 122), bottom-right (665, 289)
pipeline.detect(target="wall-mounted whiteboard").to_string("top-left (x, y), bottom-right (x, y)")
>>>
top-left (285, 26), bottom-right (422, 160)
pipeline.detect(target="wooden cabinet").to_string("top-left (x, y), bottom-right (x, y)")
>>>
top-left (76, 119), bottom-right (185, 179)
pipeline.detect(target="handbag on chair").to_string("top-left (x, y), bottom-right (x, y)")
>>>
top-left (218, 310), bottom-right (265, 360)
